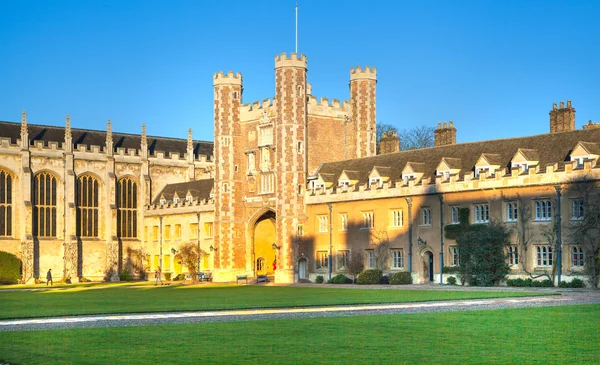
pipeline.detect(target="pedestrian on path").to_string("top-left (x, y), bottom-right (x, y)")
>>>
top-left (155, 267), bottom-right (163, 286)
top-left (46, 269), bottom-right (53, 286)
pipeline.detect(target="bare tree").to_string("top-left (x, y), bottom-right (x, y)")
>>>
top-left (346, 251), bottom-right (364, 283)
top-left (370, 229), bottom-right (390, 270)
top-left (566, 177), bottom-right (600, 288)
top-left (175, 242), bottom-right (206, 281)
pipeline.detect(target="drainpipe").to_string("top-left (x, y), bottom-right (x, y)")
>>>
top-left (554, 186), bottom-right (562, 284)
top-left (439, 195), bottom-right (444, 284)
top-left (159, 216), bottom-right (163, 274)
top-left (327, 202), bottom-right (333, 281)
top-left (196, 211), bottom-right (201, 279)
top-left (406, 197), bottom-right (413, 273)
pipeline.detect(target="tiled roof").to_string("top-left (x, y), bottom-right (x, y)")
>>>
top-left (579, 142), bottom-right (600, 155)
top-left (0, 121), bottom-right (213, 159)
top-left (152, 179), bottom-right (214, 204)
top-left (316, 128), bottom-right (600, 187)
top-left (517, 148), bottom-right (541, 161)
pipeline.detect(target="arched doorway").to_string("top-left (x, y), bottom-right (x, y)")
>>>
top-left (423, 251), bottom-right (434, 282)
top-left (252, 211), bottom-right (277, 276)
top-left (298, 258), bottom-right (308, 280)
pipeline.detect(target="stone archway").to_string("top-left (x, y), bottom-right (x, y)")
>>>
top-left (419, 248), bottom-right (435, 283)
top-left (252, 210), bottom-right (277, 276)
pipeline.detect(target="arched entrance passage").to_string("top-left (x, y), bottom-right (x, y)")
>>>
top-left (252, 210), bottom-right (277, 276)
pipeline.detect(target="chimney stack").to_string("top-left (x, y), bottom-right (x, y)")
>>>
top-left (434, 121), bottom-right (457, 147)
top-left (582, 120), bottom-right (600, 130)
top-left (378, 130), bottom-right (400, 154)
top-left (549, 100), bottom-right (575, 133)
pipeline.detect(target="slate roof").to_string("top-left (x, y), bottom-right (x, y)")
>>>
top-left (579, 141), bottom-right (600, 155)
top-left (152, 179), bottom-right (214, 204)
top-left (517, 148), bottom-right (541, 161)
top-left (0, 121), bottom-right (213, 159)
top-left (316, 128), bottom-right (600, 187)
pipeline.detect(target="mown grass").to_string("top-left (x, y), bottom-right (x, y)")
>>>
top-left (0, 285), bottom-right (548, 319)
top-left (1, 305), bottom-right (598, 364)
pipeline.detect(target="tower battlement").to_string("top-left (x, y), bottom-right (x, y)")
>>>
top-left (350, 66), bottom-right (377, 81)
top-left (274, 52), bottom-right (307, 69)
top-left (213, 71), bottom-right (243, 86)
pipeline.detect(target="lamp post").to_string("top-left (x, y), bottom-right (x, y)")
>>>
top-left (196, 212), bottom-right (201, 280)
top-left (554, 186), bottom-right (562, 284)
top-left (327, 202), bottom-right (333, 281)
top-left (406, 197), bottom-right (413, 273)
top-left (159, 216), bottom-right (163, 279)
top-left (439, 195), bottom-right (444, 284)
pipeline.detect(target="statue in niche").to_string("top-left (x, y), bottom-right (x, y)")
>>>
top-left (248, 153), bottom-right (256, 174)
top-left (261, 148), bottom-right (270, 172)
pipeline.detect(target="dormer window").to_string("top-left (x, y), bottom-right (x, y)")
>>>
top-left (572, 157), bottom-right (585, 169)
top-left (402, 174), bottom-right (415, 185)
top-left (310, 180), bottom-right (324, 190)
top-left (159, 198), bottom-right (166, 205)
top-left (474, 166), bottom-right (491, 177)
top-left (437, 170), bottom-right (450, 182)
top-left (338, 180), bottom-right (350, 192)
top-left (369, 177), bottom-right (382, 189)
top-left (186, 195), bottom-right (193, 202)
top-left (173, 197), bottom-right (180, 204)
top-left (512, 163), bottom-right (529, 173)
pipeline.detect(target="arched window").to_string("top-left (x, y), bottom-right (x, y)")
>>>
top-left (0, 169), bottom-right (12, 236)
top-left (76, 175), bottom-right (99, 237)
top-left (33, 172), bottom-right (57, 237)
top-left (117, 177), bottom-right (137, 238)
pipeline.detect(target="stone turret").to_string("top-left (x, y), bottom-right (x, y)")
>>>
top-left (106, 120), bottom-right (113, 155)
top-left (20, 110), bottom-right (28, 150)
top-left (550, 100), bottom-right (575, 133)
top-left (350, 66), bottom-right (377, 158)
top-left (64, 114), bottom-right (72, 153)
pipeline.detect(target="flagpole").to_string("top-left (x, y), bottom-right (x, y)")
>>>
top-left (295, 3), bottom-right (298, 53)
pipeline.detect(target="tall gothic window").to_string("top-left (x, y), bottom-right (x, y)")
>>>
top-left (33, 172), bottom-right (57, 237)
top-left (117, 177), bottom-right (137, 238)
top-left (76, 175), bottom-right (99, 237)
top-left (0, 170), bottom-right (12, 236)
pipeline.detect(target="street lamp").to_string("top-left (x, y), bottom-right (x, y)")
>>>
top-left (327, 202), bottom-right (333, 281)
top-left (406, 197), bottom-right (413, 273)
top-left (554, 186), bottom-right (563, 284)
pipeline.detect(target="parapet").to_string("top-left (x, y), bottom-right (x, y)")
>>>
top-left (307, 95), bottom-right (350, 117)
top-left (350, 66), bottom-right (377, 81)
top-left (213, 71), bottom-right (243, 86)
top-left (274, 52), bottom-right (307, 69)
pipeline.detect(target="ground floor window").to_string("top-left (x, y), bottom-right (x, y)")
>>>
top-left (536, 246), bottom-right (553, 267)
top-left (450, 246), bottom-right (459, 266)
top-left (317, 251), bottom-right (328, 270)
top-left (507, 245), bottom-right (519, 266)
top-left (572, 246), bottom-right (584, 268)
top-left (391, 249), bottom-right (404, 269)
top-left (337, 250), bottom-right (349, 270)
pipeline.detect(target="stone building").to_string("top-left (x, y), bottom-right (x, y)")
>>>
top-left (0, 52), bottom-right (598, 285)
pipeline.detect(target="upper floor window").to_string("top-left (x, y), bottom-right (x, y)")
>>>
top-left (33, 172), bottom-right (58, 237)
top-left (173, 197), bottom-right (180, 204)
top-left (204, 222), bottom-right (214, 238)
top-left (437, 170), bottom-right (450, 182)
top-left (297, 225), bottom-right (304, 237)
top-left (76, 175), bottom-right (99, 238)
top-left (391, 249), bottom-right (404, 269)
top-left (258, 126), bottom-right (273, 147)
top-left (506, 202), bottom-right (518, 222)
top-left (571, 199), bottom-right (584, 220)
top-left (362, 211), bottom-right (374, 229)
top-left (535, 200), bottom-right (552, 221)
top-left (318, 215), bottom-right (328, 233)
top-left (174, 224), bottom-right (181, 239)
top-left (0, 170), bottom-right (13, 237)
top-left (390, 210), bottom-right (403, 228)
top-left (190, 223), bottom-right (198, 239)
top-left (117, 177), bottom-right (137, 238)
top-left (572, 157), bottom-right (585, 169)
top-left (421, 208), bottom-right (431, 226)
top-left (402, 174), bottom-right (415, 185)
top-left (450, 206), bottom-right (460, 224)
top-left (572, 246), bottom-right (584, 268)
top-left (340, 214), bottom-right (348, 231)
top-left (536, 245), bottom-right (553, 267)
top-left (474, 204), bottom-right (489, 223)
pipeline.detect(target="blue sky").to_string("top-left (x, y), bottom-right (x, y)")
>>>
top-left (1, 0), bottom-right (598, 143)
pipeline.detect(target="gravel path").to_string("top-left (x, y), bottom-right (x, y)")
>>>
top-left (1, 291), bottom-right (598, 332)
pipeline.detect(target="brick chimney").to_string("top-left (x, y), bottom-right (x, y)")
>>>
top-left (378, 130), bottom-right (400, 154)
top-left (434, 121), bottom-right (457, 147)
top-left (582, 120), bottom-right (600, 130)
top-left (549, 100), bottom-right (575, 133)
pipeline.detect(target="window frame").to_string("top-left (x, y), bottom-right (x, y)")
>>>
top-left (571, 199), bottom-right (584, 221)
top-left (534, 200), bottom-right (552, 221)
top-left (390, 209), bottom-right (403, 228)
top-left (317, 251), bottom-right (328, 270)
top-left (450, 206), bottom-right (460, 224)
top-left (339, 213), bottom-right (348, 231)
top-left (421, 207), bottom-right (431, 226)
top-left (450, 246), bottom-right (460, 266)
top-left (0, 170), bottom-right (13, 237)
top-left (33, 171), bottom-right (58, 238)
top-left (317, 215), bottom-right (328, 233)
top-left (571, 246), bottom-right (584, 268)
top-left (391, 249), bottom-right (404, 269)
top-left (337, 250), bottom-right (349, 270)
top-left (116, 177), bottom-right (138, 238)
top-left (507, 245), bottom-right (519, 266)
top-left (536, 245), bottom-right (553, 267)
top-left (474, 203), bottom-right (490, 224)
top-left (505, 201), bottom-right (518, 222)
top-left (362, 211), bottom-right (374, 230)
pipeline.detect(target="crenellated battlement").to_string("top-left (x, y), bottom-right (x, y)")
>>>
top-left (307, 95), bottom-right (351, 117)
top-left (240, 98), bottom-right (274, 121)
top-left (213, 71), bottom-right (243, 86)
top-left (350, 66), bottom-right (377, 81)
top-left (274, 52), bottom-right (307, 69)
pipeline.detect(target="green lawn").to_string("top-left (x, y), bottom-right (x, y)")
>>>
top-left (0, 285), bottom-right (548, 319)
top-left (1, 305), bottom-right (598, 364)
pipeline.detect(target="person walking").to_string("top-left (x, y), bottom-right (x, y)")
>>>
top-left (46, 269), bottom-right (53, 286)
top-left (155, 266), bottom-right (163, 286)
